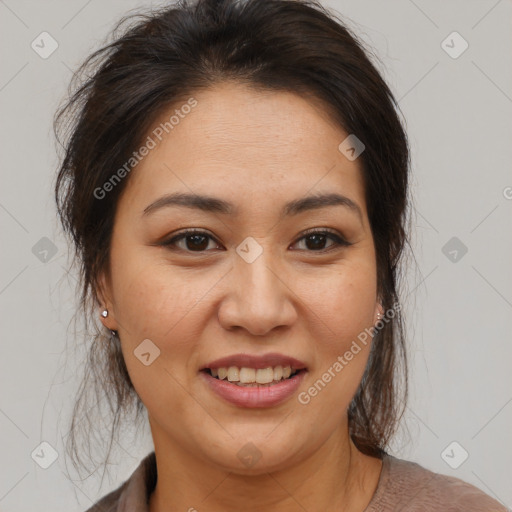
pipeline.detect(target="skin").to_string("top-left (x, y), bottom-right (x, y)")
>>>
top-left (99, 81), bottom-right (384, 512)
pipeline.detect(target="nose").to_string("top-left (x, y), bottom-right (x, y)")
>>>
top-left (217, 246), bottom-right (298, 336)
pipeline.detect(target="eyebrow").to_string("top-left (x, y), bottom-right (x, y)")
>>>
top-left (143, 191), bottom-right (363, 222)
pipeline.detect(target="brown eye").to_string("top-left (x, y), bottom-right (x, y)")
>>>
top-left (304, 233), bottom-right (331, 250)
top-left (161, 230), bottom-right (221, 252)
top-left (161, 228), bottom-right (351, 254)
top-left (182, 233), bottom-right (210, 251)
top-left (292, 229), bottom-right (352, 252)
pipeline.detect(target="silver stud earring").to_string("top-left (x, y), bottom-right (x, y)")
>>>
top-left (101, 309), bottom-right (108, 318)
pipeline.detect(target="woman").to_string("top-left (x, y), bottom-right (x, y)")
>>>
top-left (54, 0), bottom-right (507, 510)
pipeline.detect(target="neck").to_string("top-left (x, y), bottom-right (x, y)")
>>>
top-left (148, 420), bottom-right (383, 512)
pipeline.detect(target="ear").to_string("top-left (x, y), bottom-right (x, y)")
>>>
top-left (96, 270), bottom-right (119, 331)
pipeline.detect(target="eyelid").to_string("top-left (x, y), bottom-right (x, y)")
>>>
top-left (294, 227), bottom-right (351, 244)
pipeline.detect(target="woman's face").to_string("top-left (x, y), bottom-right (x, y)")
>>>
top-left (100, 81), bottom-right (382, 473)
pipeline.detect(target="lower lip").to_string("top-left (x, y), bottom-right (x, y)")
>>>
top-left (200, 370), bottom-right (307, 408)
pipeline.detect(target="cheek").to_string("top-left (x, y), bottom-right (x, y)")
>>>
top-left (108, 247), bottom-right (227, 360)
top-left (112, 266), bottom-right (199, 337)
top-left (296, 268), bottom-right (376, 420)
top-left (107, 254), bottom-right (212, 412)
top-left (292, 256), bottom-right (377, 408)
top-left (295, 258), bottom-right (377, 346)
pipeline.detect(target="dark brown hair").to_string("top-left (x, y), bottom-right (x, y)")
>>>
top-left (54, 0), bottom-right (411, 476)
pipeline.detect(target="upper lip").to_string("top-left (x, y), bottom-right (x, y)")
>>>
top-left (201, 353), bottom-right (307, 371)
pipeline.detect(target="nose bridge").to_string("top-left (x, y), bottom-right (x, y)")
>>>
top-left (218, 239), bottom-right (296, 335)
top-left (239, 245), bottom-right (279, 300)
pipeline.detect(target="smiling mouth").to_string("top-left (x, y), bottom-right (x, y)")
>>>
top-left (202, 365), bottom-right (303, 387)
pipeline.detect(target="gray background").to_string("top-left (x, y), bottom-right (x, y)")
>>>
top-left (0, 0), bottom-right (511, 510)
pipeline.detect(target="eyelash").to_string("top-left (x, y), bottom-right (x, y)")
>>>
top-left (160, 228), bottom-right (352, 254)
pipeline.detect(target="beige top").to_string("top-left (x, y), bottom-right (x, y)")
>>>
top-left (85, 451), bottom-right (507, 511)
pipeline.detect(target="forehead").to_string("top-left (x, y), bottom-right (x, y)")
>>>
top-left (122, 82), bottom-right (367, 216)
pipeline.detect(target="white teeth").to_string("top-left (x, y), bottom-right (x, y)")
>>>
top-left (209, 365), bottom-right (297, 384)
top-left (256, 367), bottom-right (274, 384)
top-left (227, 366), bottom-right (240, 382)
top-left (239, 367), bottom-right (256, 383)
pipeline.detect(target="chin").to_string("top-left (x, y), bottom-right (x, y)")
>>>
top-left (202, 431), bottom-right (307, 475)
